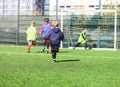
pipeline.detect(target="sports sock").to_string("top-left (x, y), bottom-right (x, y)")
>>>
top-left (27, 45), bottom-right (31, 53)
top-left (42, 46), bottom-right (45, 52)
top-left (27, 42), bottom-right (32, 53)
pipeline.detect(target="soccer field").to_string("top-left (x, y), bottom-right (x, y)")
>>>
top-left (0, 45), bottom-right (120, 87)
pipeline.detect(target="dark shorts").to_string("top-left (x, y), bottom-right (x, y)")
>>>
top-left (51, 45), bottom-right (59, 52)
top-left (28, 41), bottom-right (36, 45)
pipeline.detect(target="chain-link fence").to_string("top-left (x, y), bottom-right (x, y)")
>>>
top-left (0, 0), bottom-right (120, 50)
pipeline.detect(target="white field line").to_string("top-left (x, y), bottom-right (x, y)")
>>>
top-left (1, 45), bottom-right (120, 51)
top-left (0, 45), bottom-right (36, 47)
top-left (0, 51), bottom-right (120, 59)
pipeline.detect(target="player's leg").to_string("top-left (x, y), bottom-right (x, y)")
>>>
top-left (46, 42), bottom-right (49, 53)
top-left (46, 42), bottom-right (51, 54)
top-left (52, 51), bottom-right (56, 62)
top-left (48, 45), bottom-right (51, 53)
top-left (42, 39), bottom-right (46, 52)
top-left (73, 42), bottom-right (81, 49)
top-left (46, 39), bottom-right (51, 54)
top-left (84, 41), bottom-right (87, 50)
top-left (51, 45), bottom-right (56, 62)
top-left (27, 41), bottom-right (32, 53)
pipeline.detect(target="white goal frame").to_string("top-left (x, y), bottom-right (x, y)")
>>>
top-left (60, 10), bottom-right (117, 50)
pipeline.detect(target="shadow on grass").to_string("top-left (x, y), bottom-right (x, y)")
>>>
top-left (56, 59), bottom-right (80, 63)
top-left (36, 51), bottom-right (42, 53)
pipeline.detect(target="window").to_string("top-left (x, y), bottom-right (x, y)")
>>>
top-left (66, 6), bottom-right (71, 10)
top-left (60, 6), bottom-right (65, 8)
top-left (66, 6), bottom-right (71, 8)
top-left (60, 6), bottom-right (65, 11)
top-left (89, 5), bottom-right (94, 8)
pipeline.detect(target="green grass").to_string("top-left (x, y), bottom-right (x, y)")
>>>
top-left (0, 45), bottom-right (120, 87)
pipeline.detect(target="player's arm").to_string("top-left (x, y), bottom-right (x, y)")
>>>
top-left (59, 30), bottom-right (64, 41)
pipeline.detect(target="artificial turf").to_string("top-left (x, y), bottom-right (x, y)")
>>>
top-left (0, 45), bottom-right (120, 87)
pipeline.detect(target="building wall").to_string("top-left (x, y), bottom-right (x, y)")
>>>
top-left (49, 0), bottom-right (101, 15)
top-left (43, 0), bottom-right (50, 15)
top-left (0, 0), bottom-right (119, 15)
top-left (49, 0), bottom-right (120, 15)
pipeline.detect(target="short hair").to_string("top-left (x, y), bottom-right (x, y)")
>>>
top-left (44, 18), bottom-right (49, 22)
top-left (84, 26), bottom-right (87, 29)
top-left (52, 21), bottom-right (58, 27)
top-left (31, 21), bottom-right (35, 24)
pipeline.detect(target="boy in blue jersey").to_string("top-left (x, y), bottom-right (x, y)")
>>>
top-left (40, 18), bottom-right (52, 53)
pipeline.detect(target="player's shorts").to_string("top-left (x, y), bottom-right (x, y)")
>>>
top-left (28, 40), bottom-right (36, 45)
top-left (43, 39), bottom-right (50, 43)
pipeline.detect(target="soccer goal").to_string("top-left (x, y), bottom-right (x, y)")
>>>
top-left (60, 10), bottom-right (120, 50)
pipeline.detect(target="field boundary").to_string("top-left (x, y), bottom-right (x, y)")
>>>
top-left (0, 45), bottom-right (119, 51)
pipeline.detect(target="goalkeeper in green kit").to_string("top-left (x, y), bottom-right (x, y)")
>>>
top-left (73, 26), bottom-right (88, 50)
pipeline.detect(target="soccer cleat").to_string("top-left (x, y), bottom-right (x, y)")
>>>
top-left (52, 59), bottom-right (56, 62)
top-left (42, 49), bottom-right (45, 52)
top-left (27, 51), bottom-right (30, 53)
top-left (73, 47), bottom-right (75, 49)
top-left (42, 46), bottom-right (45, 52)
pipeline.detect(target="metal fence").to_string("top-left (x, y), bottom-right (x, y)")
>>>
top-left (0, 14), bottom-right (120, 49)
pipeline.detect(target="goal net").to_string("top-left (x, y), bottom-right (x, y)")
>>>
top-left (60, 10), bottom-right (120, 50)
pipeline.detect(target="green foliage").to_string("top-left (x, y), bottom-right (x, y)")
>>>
top-left (0, 45), bottom-right (120, 87)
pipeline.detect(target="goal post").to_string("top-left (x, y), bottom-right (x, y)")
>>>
top-left (60, 11), bottom-right (63, 48)
top-left (60, 10), bottom-right (118, 50)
